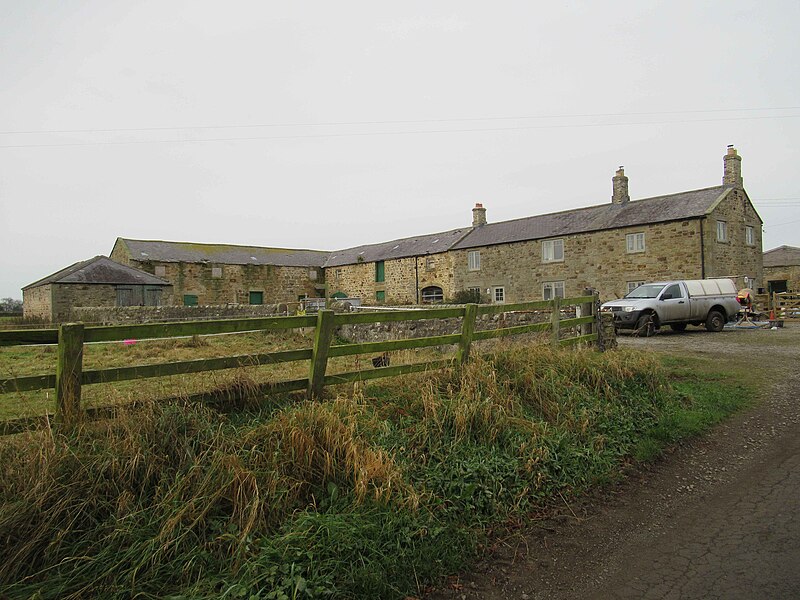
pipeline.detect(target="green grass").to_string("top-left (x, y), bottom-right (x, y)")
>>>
top-left (0, 345), bottom-right (754, 599)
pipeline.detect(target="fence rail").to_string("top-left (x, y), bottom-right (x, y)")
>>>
top-left (0, 295), bottom-right (598, 431)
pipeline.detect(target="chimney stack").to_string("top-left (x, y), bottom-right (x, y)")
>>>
top-left (472, 203), bottom-right (487, 227)
top-left (611, 166), bottom-right (629, 204)
top-left (723, 145), bottom-right (743, 187)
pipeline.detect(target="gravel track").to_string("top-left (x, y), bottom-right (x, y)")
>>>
top-left (429, 325), bottom-right (800, 600)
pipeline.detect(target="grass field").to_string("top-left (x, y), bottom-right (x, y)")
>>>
top-left (0, 338), bottom-right (754, 599)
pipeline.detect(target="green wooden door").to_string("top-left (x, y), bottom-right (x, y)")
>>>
top-left (183, 294), bottom-right (198, 306)
top-left (376, 290), bottom-right (386, 303)
top-left (249, 291), bottom-right (264, 305)
top-left (375, 261), bottom-right (385, 283)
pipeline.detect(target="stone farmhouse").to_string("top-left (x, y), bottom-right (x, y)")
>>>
top-left (103, 146), bottom-right (762, 308)
top-left (763, 245), bottom-right (800, 294)
top-left (323, 145), bottom-right (763, 303)
top-left (23, 256), bottom-right (172, 322)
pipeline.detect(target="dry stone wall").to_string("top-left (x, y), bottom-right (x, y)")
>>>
top-left (71, 303), bottom-right (288, 325)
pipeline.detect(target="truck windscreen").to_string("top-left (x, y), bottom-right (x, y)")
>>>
top-left (625, 284), bottom-right (666, 299)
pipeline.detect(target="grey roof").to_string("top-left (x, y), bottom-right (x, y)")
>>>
top-left (324, 228), bottom-right (471, 267)
top-left (764, 245), bottom-right (800, 268)
top-left (452, 186), bottom-right (734, 250)
top-left (24, 256), bottom-right (172, 290)
top-left (116, 238), bottom-right (330, 268)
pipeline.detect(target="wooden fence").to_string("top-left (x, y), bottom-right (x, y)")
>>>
top-left (754, 292), bottom-right (800, 320)
top-left (0, 295), bottom-right (598, 432)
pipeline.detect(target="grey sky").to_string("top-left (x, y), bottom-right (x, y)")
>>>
top-left (1, 0), bottom-right (798, 299)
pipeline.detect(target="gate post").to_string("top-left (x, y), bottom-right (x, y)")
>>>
top-left (550, 296), bottom-right (561, 348)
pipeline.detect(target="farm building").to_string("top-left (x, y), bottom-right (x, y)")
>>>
top-left (22, 256), bottom-right (172, 322)
top-left (763, 245), bottom-right (800, 294)
top-left (110, 239), bottom-right (327, 306)
top-left (326, 146), bottom-right (763, 303)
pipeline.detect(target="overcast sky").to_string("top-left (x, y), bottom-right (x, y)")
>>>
top-left (1, 1), bottom-right (799, 299)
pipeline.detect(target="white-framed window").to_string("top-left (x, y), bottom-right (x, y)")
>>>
top-left (745, 225), bottom-right (754, 246)
top-left (468, 250), bottom-right (481, 271)
top-left (716, 220), bottom-right (728, 242)
top-left (627, 281), bottom-right (646, 294)
top-left (211, 267), bottom-right (223, 279)
top-left (493, 286), bottom-right (505, 303)
top-left (335, 268), bottom-right (343, 281)
top-left (542, 239), bottom-right (564, 263)
top-left (154, 265), bottom-right (166, 278)
top-left (543, 281), bottom-right (565, 300)
top-left (626, 232), bottom-right (646, 253)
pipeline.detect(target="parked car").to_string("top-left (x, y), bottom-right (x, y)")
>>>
top-left (600, 279), bottom-right (740, 336)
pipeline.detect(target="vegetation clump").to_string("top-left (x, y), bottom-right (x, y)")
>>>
top-left (0, 346), bottom-right (748, 599)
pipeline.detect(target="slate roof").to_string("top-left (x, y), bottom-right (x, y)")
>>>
top-left (452, 186), bottom-right (733, 250)
top-left (763, 245), bottom-right (800, 268)
top-left (116, 239), bottom-right (330, 268)
top-left (24, 256), bottom-right (172, 290)
top-left (324, 228), bottom-right (471, 267)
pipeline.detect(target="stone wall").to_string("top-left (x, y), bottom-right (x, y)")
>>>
top-left (51, 284), bottom-right (118, 322)
top-left (70, 303), bottom-right (288, 325)
top-left (328, 252), bottom-right (456, 305)
top-left (451, 219), bottom-right (705, 303)
top-left (336, 307), bottom-right (578, 344)
top-left (23, 284), bottom-right (52, 320)
top-left (111, 246), bottom-right (323, 306)
top-left (703, 188), bottom-right (763, 289)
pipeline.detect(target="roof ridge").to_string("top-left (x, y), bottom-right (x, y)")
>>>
top-left (120, 238), bottom-right (331, 254)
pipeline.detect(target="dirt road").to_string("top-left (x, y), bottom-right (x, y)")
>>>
top-left (430, 325), bottom-right (800, 600)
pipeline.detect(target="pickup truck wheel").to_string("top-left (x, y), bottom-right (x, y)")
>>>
top-left (636, 313), bottom-right (656, 337)
top-left (669, 323), bottom-right (687, 332)
top-left (705, 310), bottom-right (725, 332)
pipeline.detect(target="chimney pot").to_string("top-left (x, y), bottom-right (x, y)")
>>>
top-left (472, 203), bottom-right (487, 227)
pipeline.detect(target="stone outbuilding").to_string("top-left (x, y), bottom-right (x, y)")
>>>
top-left (23, 256), bottom-right (173, 322)
top-left (110, 239), bottom-right (327, 306)
top-left (763, 245), bottom-right (800, 294)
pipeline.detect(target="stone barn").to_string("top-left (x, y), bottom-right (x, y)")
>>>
top-left (763, 245), bottom-right (800, 294)
top-left (23, 256), bottom-right (172, 322)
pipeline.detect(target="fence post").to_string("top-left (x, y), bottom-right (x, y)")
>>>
top-left (550, 296), bottom-right (561, 348)
top-left (56, 322), bottom-right (84, 427)
top-left (456, 304), bottom-right (478, 364)
top-left (308, 309), bottom-right (335, 399)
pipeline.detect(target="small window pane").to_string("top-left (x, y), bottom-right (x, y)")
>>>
top-left (468, 251), bottom-right (481, 271)
top-left (745, 226), bottom-right (754, 245)
top-left (493, 287), bottom-right (505, 303)
top-left (716, 221), bottom-right (727, 242)
top-left (543, 239), bottom-right (564, 262)
top-left (626, 233), bottom-right (645, 253)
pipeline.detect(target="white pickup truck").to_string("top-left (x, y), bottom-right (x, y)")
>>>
top-left (600, 279), bottom-right (741, 336)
